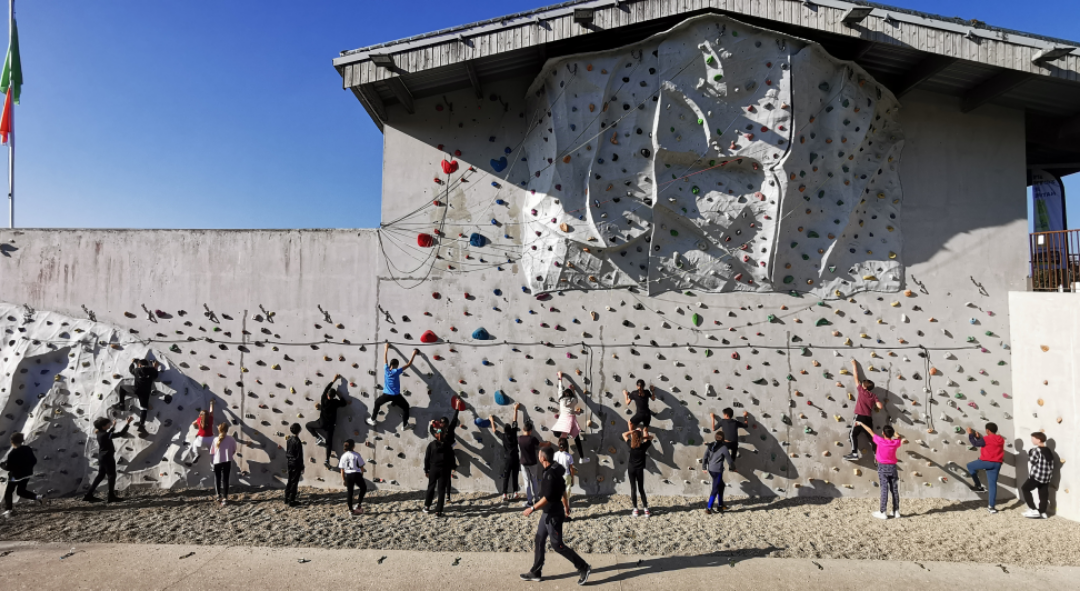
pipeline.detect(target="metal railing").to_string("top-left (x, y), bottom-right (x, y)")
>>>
top-left (1030, 230), bottom-right (1080, 291)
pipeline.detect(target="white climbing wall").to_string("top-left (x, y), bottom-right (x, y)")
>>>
top-left (519, 15), bottom-right (904, 297)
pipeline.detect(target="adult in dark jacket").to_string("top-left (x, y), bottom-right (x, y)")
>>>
top-left (284, 423), bottom-right (304, 507)
top-left (519, 446), bottom-right (591, 585)
top-left (306, 374), bottom-right (348, 468)
top-left (701, 432), bottom-right (736, 514)
top-left (423, 408), bottom-right (460, 517)
top-left (84, 416), bottom-right (133, 503)
top-left (2, 432), bottom-right (43, 516)
top-left (117, 358), bottom-right (160, 433)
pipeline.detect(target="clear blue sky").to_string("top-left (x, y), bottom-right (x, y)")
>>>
top-left (8, 0), bottom-right (1080, 229)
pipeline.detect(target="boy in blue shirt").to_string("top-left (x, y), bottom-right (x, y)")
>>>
top-left (367, 343), bottom-right (418, 432)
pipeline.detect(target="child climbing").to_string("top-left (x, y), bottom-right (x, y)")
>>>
top-left (622, 424), bottom-right (654, 517)
top-left (518, 419), bottom-right (544, 508)
top-left (701, 431), bottom-right (735, 514)
top-left (489, 402), bottom-right (521, 502)
top-left (551, 371), bottom-right (590, 464)
top-left (306, 374), bottom-right (348, 469)
top-left (2, 432), bottom-right (43, 517)
top-left (189, 400), bottom-right (215, 465)
top-left (117, 358), bottom-right (160, 434)
top-left (84, 416), bottom-right (133, 504)
top-left (552, 438), bottom-right (575, 518)
top-left (339, 439), bottom-right (367, 515)
top-left (284, 423), bottom-right (304, 507)
top-left (844, 359), bottom-right (883, 461)
top-left (211, 422), bottom-right (237, 507)
top-left (966, 422), bottom-right (1005, 514)
top-left (368, 343), bottom-right (418, 432)
top-left (623, 380), bottom-right (655, 435)
top-left (423, 404), bottom-right (460, 517)
top-left (711, 408), bottom-right (749, 469)
top-left (858, 423), bottom-right (902, 519)
top-left (1022, 431), bottom-right (1054, 519)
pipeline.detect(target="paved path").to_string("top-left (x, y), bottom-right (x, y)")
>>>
top-left (0, 541), bottom-right (1075, 590)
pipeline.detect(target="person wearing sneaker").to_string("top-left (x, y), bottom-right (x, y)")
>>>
top-left (623, 380), bottom-right (655, 436)
top-left (701, 431), bottom-right (735, 514)
top-left (369, 344), bottom-right (418, 431)
top-left (284, 423), bottom-right (305, 507)
top-left (119, 358), bottom-right (160, 433)
top-left (552, 371), bottom-right (590, 465)
top-left (518, 420), bottom-right (544, 506)
top-left (2, 432), bottom-right (43, 516)
top-left (858, 423), bottom-right (902, 520)
top-left (844, 359), bottom-right (883, 461)
top-left (552, 438), bottom-right (576, 518)
top-left (1021, 431), bottom-right (1054, 519)
top-left (966, 422), bottom-right (1005, 513)
top-left (339, 439), bottom-right (367, 515)
top-left (84, 416), bottom-right (132, 504)
top-left (622, 425), bottom-right (654, 517)
top-left (210, 422), bottom-right (238, 507)
top-left (423, 407), bottom-right (460, 516)
top-left (305, 374), bottom-right (348, 468)
top-left (520, 446), bottom-right (591, 585)
top-left (188, 400), bottom-right (215, 464)
top-left (711, 409), bottom-right (749, 470)
top-left (488, 403), bottom-right (521, 501)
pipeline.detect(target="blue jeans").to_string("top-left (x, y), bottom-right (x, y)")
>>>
top-left (708, 471), bottom-right (725, 509)
top-left (967, 460), bottom-right (1002, 507)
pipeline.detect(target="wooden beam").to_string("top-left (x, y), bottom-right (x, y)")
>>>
top-left (961, 70), bottom-right (1031, 113)
top-left (351, 86), bottom-right (387, 131)
top-left (891, 55), bottom-right (956, 98)
top-left (465, 62), bottom-right (483, 100)
top-left (388, 77), bottom-right (415, 115)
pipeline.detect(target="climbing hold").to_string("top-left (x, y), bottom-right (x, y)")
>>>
top-left (469, 233), bottom-right (488, 248)
top-left (692, 313), bottom-right (703, 327)
top-left (471, 327), bottom-right (491, 340)
top-left (417, 233), bottom-right (435, 248)
top-left (490, 157), bottom-right (507, 172)
top-left (441, 159), bottom-right (459, 174)
top-left (420, 330), bottom-right (438, 344)
top-left (494, 390), bottom-right (510, 406)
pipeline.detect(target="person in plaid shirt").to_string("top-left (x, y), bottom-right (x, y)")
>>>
top-left (1022, 432), bottom-right (1054, 519)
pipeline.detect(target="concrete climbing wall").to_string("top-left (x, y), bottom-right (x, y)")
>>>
top-left (1008, 292), bottom-right (1079, 520)
top-left (0, 15), bottom-right (1029, 505)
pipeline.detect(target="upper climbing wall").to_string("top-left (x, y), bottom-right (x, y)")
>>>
top-left (517, 15), bottom-right (904, 297)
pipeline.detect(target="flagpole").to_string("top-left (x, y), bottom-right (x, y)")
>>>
top-left (6, 0), bottom-right (12, 229)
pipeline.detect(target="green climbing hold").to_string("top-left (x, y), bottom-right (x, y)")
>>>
top-left (697, 118), bottom-right (703, 125)
top-left (966, 336), bottom-right (976, 342)
top-left (705, 349), bottom-right (713, 357)
top-left (818, 81), bottom-right (830, 91)
top-left (816, 318), bottom-right (831, 326)
top-left (787, 375), bottom-right (795, 382)
top-left (954, 392), bottom-right (965, 399)
top-left (713, 74), bottom-right (723, 82)
top-left (997, 360), bottom-right (1005, 366)
top-left (807, 231), bottom-right (820, 238)
top-left (691, 186), bottom-right (700, 194)
top-left (708, 160), bottom-right (716, 166)
top-left (706, 56), bottom-right (715, 65)
top-left (828, 265), bottom-right (836, 273)
top-left (842, 99), bottom-right (850, 108)
top-left (790, 242), bottom-right (798, 248)
top-left (732, 31), bottom-right (738, 37)
top-left (783, 275), bottom-right (794, 284)
top-left (692, 313), bottom-right (703, 327)
top-left (984, 331), bottom-right (993, 336)
top-left (767, 314), bottom-right (777, 322)
top-left (809, 153), bottom-right (818, 163)
top-left (954, 426), bottom-right (964, 433)
top-left (803, 427), bottom-right (812, 434)
top-left (818, 190), bottom-right (825, 198)
top-left (670, 229), bottom-right (679, 237)
top-left (802, 254), bottom-right (810, 260)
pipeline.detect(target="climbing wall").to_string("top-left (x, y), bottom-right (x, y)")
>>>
top-left (0, 15), bottom-right (1031, 505)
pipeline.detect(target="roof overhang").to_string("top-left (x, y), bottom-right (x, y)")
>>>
top-left (335, 0), bottom-right (1080, 179)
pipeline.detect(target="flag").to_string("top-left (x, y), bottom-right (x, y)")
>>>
top-left (0, 88), bottom-right (10, 145)
top-left (1, 18), bottom-right (21, 104)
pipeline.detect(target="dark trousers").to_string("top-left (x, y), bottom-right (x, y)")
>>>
top-left (630, 411), bottom-right (651, 429)
top-left (1022, 477), bottom-right (1050, 514)
top-left (501, 458), bottom-right (521, 495)
top-left (372, 394), bottom-right (410, 423)
top-left (88, 459), bottom-right (117, 498)
top-left (345, 472), bottom-right (367, 510)
top-left (4, 478), bottom-right (37, 510)
top-left (214, 461), bottom-right (232, 499)
top-left (285, 464), bottom-right (303, 504)
top-left (849, 414), bottom-right (876, 455)
top-left (117, 386), bottom-right (150, 427)
top-left (305, 420), bottom-right (335, 464)
top-left (878, 463), bottom-right (900, 514)
top-left (425, 467), bottom-right (452, 514)
top-left (628, 466), bottom-right (647, 508)
top-left (553, 432), bottom-right (585, 458)
top-left (530, 513), bottom-right (588, 576)
top-left (724, 442), bottom-right (740, 468)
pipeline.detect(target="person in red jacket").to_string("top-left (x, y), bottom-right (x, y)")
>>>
top-left (966, 422), bottom-right (1005, 514)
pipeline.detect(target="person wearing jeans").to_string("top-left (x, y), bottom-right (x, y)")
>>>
top-left (210, 423), bottom-right (237, 507)
top-left (517, 420), bottom-right (542, 505)
top-left (966, 422), bottom-right (1005, 513)
top-left (701, 431), bottom-right (735, 514)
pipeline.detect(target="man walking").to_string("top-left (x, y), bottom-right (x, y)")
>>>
top-left (520, 446), bottom-right (591, 585)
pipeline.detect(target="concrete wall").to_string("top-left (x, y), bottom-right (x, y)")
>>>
top-left (0, 31), bottom-right (1030, 503)
top-left (1008, 292), bottom-right (1079, 518)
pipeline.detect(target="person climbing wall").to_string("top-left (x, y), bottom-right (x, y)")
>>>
top-left (844, 359), bottom-right (883, 461)
top-left (117, 358), bottom-right (160, 434)
top-left (188, 400), bottom-right (215, 465)
top-left (423, 402), bottom-right (460, 517)
top-left (84, 416), bottom-right (133, 504)
top-left (368, 343), bottom-right (418, 432)
top-left (551, 371), bottom-right (590, 464)
top-left (711, 408), bottom-right (749, 470)
top-left (306, 374), bottom-right (348, 469)
top-left (623, 380), bottom-right (656, 436)
top-left (489, 403), bottom-right (521, 501)
top-left (966, 423), bottom-right (1005, 514)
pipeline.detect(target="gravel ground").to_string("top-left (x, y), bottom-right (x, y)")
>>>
top-left (2, 488), bottom-right (1078, 566)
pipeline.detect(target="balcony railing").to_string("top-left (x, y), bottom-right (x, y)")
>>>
top-left (1030, 230), bottom-right (1080, 291)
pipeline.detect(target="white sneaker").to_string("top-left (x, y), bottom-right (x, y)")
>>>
top-left (399, 420), bottom-right (412, 432)
top-left (872, 511), bottom-right (888, 520)
top-left (1022, 509), bottom-right (1040, 518)
top-left (632, 508), bottom-right (639, 517)
top-left (365, 418), bottom-right (377, 427)
top-left (892, 511), bottom-right (901, 519)
top-left (580, 457), bottom-right (591, 464)
top-left (2, 510), bottom-right (11, 518)
top-left (987, 507), bottom-right (998, 514)
top-left (1040, 513), bottom-right (1049, 519)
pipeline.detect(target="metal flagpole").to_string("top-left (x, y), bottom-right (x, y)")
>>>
top-left (6, 0), bottom-right (12, 229)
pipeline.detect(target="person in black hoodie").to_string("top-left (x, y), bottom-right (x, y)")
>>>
top-left (489, 402), bottom-right (521, 501)
top-left (117, 358), bottom-right (160, 434)
top-left (284, 423), bottom-right (304, 507)
top-left (84, 416), bottom-right (133, 503)
top-left (520, 446), bottom-right (591, 585)
top-left (2, 432), bottom-right (43, 517)
top-left (305, 374), bottom-right (348, 469)
top-left (423, 407), bottom-right (460, 517)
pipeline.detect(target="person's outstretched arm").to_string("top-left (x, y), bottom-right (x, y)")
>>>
top-left (859, 422), bottom-right (874, 435)
top-left (649, 384), bottom-right (656, 401)
top-left (114, 417), bottom-right (133, 438)
top-left (488, 415), bottom-right (499, 438)
top-left (850, 358), bottom-right (860, 389)
top-left (622, 430), bottom-right (632, 442)
top-left (513, 402), bottom-right (520, 426)
top-left (322, 375), bottom-right (338, 401)
top-left (402, 349), bottom-right (419, 370)
top-left (623, 389), bottom-right (631, 406)
top-left (383, 342), bottom-right (390, 366)
top-left (710, 412), bottom-right (717, 432)
top-left (739, 411), bottom-right (749, 430)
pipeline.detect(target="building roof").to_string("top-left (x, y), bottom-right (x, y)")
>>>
top-left (333, 0), bottom-right (1080, 177)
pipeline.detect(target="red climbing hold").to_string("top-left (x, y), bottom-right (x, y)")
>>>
top-left (450, 395), bottom-right (467, 412)
top-left (731, 352), bottom-right (740, 360)
top-left (417, 233), bottom-right (435, 248)
top-left (420, 330), bottom-right (438, 343)
top-left (441, 159), bottom-right (459, 174)
top-left (432, 292), bottom-right (441, 299)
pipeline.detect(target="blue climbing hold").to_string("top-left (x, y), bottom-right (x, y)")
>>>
top-left (472, 327), bottom-right (492, 340)
top-left (494, 289), bottom-right (502, 296)
top-left (474, 417), bottom-right (492, 428)
top-left (491, 156), bottom-right (508, 172)
top-left (504, 147), bottom-right (512, 154)
top-left (470, 233), bottom-right (488, 247)
top-left (494, 390), bottom-right (510, 406)
top-left (495, 199), bottom-right (506, 205)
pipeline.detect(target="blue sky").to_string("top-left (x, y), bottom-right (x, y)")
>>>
top-left (8, 0), bottom-right (1080, 229)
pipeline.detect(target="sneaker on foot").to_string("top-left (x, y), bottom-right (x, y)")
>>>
top-left (1040, 513), bottom-right (1049, 519)
top-left (871, 511), bottom-right (888, 520)
top-left (577, 565), bottom-right (591, 586)
top-left (842, 453), bottom-right (860, 461)
top-left (644, 508), bottom-right (651, 517)
top-left (519, 572), bottom-right (542, 582)
top-left (365, 418), bottom-right (377, 427)
top-left (972, 485), bottom-right (987, 493)
top-left (632, 508), bottom-right (639, 517)
top-left (987, 506), bottom-right (998, 514)
top-left (2, 510), bottom-right (12, 518)
top-left (1022, 509), bottom-right (1040, 518)
top-left (422, 506), bottom-right (431, 514)
top-left (892, 511), bottom-right (901, 519)
top-left (704, 507), bottom-right (712, 515)
top-left (579, 457), bottom-right (591, 464)
top-left (107, 495), bottom-right (123, 504)
top-left (83, 495), bottom-right (102, 503)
